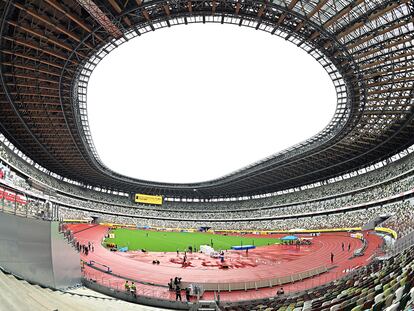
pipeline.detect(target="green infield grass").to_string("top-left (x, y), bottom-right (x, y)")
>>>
top-left (104, 228), bottom-right (281, 252)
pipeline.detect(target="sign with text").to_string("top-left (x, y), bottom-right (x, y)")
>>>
top-left (134, 193), bottom-right (163, 205)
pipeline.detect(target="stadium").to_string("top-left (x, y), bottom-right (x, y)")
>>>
top-left (0, 0), bottom-right (414, 310)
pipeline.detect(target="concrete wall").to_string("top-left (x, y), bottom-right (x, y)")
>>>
top-left (0, 212), bottom-right (80, 289)
top-left (50, 222), bottom-right (82, 289)
top-left (83, 278), bottom-right (190, 310)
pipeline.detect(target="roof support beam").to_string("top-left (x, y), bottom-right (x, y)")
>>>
top-left (2, 63), bottom-right (61, 77)
top-left (212, 0), bottom-right (217, 15)
top-left (1, 109), bottom-right (63, 113)
top-left (0, 100), bottom-right (62, 106)
top-left (3, 37), bottom-right (73, 63)
top-left (361, 51), bottom-right (414, 70)
top-left (294, 0), bottom-right (329, 31)
top-left (11, 2), bottom-right (92, 49)
top-left (76, 0), bottom-right (123, 38)
top-left (1, 50), bottom-right (65, 70)
top-left (107, 0), bottom-right (132, 27)
top-left (6, 83), bottom-right (58, 92)
top-left (336, 0), bottom-right (410, 40)
top-left (277, 0), bottom-right (299, 25)
top-left (235, 1), bottom-right (240, 15)
top-left (135, 0), bottom-right (152, 26)
top-left (354, 37), bottom-right (412, 60)
top-left (43, 0), bottom-right (99, 37)
top-left (324, 0), bottom-right (364, 30)
top-left (3, 73), bottom-right (63, 85)
top-left (7, 21), bottom-right (86, 58)
top-left (347, 19), bottom-right (412, 50)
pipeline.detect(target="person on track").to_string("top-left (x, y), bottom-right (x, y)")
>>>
top-left (130, 282), bottom-right (136, 296)
top-left (175, 285), bottom-right (182, 301)
top-left (185, 287), bottom-right (191, 302)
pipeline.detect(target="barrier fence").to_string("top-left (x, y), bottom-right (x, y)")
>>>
top-left (81, 268), bottom-right (176, 302)
top-left (81, 262), bottom-right (355, 308)
top-left (391, 231), bottom-right (414, 255)
top-left (81, 272), bottom-right (189, 310)
top-left (180, 266), bottom-right (329, 292)
top-left (81, 258), bottom-right (356, 296)
top-left (83, 256), bottom-right (329, 292)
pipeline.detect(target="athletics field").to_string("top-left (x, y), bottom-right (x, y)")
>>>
top-left (104, 228), bottom-right (282, 252)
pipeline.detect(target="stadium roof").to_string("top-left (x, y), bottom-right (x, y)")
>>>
top-left (87, 24), bottom-right (337, 184)
top-left (0, 0), bottom-right (413, 199)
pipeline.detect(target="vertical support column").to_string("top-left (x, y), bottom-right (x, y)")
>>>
top-left (1, 188), bottom-right (4, 212)
top-left (51, 203), bottom-right (56, 220)
top-left (46, 201), bottom-right (52, 220)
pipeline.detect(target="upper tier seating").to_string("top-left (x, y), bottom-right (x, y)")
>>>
top-left (2, 140), bottom-right (414, 213)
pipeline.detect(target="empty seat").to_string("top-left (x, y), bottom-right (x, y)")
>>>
top-left (385, 302), bottom-right (399, 311)
top-left (394, 286), bottom-right (404, 303)
top-left (350, 305), bottom-right (362, 311)
top-left (374, 293), bottom-right (384, 304)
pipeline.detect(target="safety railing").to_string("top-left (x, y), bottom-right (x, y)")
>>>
top-left (180, 266), bottom-right (329, 292)
top-left (81, 272), bottom-right (189, 310)
top-left (81, 257), bottom-right (357, 297)
top-left (391, 231), bottom-right (414, 255)
top-left (81, 261), bottom-right (355, 309)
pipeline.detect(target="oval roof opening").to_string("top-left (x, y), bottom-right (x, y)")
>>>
top-left (87, 23), bottom-right (337, 184)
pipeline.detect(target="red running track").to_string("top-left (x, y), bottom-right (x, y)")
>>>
top-left (70, 224), bottom-right (383, 302)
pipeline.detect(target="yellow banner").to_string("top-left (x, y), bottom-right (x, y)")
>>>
top-left (135, 193), bottom-right (163, 205)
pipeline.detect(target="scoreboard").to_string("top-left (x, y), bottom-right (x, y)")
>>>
top-left (134, 193), bottom-right (163, 205)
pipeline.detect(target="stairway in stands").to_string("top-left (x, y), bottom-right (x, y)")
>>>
top-left (0, 269), bottom-right (167, 311)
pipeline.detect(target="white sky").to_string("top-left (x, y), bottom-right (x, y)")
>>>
top-left (87, 23), bottom-right (336, 184)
